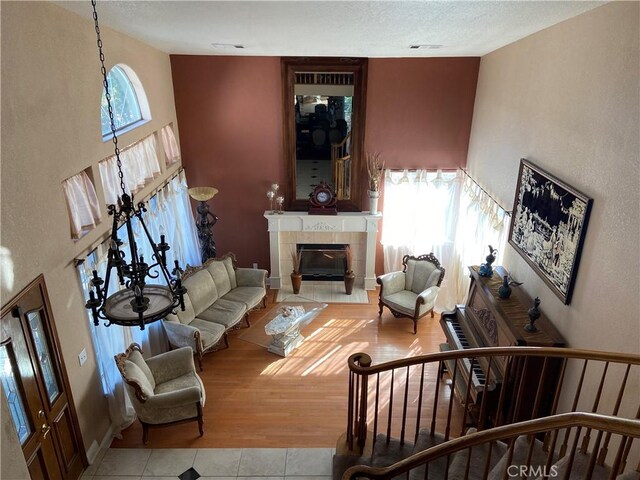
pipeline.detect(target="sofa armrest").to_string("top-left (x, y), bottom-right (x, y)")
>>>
top-left (236, 268), bottom-right (268, 288)
top-left (146, 344), bottom-right (196, 382)
top-left (417, 286), bottom-right (440, 309)
top-left (163, 318), bottom-right (199, 349)
top-left (146, 385), bottom-right (202, 408)
top-left (377, 271), bottom-right (406, 297)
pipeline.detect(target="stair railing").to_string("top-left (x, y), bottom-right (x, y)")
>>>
top-left (331, 132), bottom-right (351, 199)
top-left (342, 412), bottom-right (640, 479)
top-left (343, 347), bottom-right (640, 468)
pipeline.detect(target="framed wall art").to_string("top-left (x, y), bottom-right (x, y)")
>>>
top-left (509, 159), bottom-right (592, 304)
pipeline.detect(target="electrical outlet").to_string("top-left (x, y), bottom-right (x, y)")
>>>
top-left (253, 263), bottom-right (258, 269)
top-left (78, 348), bottom-right (87, 367)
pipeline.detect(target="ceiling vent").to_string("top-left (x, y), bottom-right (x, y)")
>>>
top-left (211, 43), bottom-right (245, 49)
top-left (409, 44), bottom-right (443, 50)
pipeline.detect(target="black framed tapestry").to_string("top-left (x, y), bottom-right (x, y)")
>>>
top-left (508, 159), bottom-right (592, 304)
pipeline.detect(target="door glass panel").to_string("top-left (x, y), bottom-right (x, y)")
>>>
top-left (1, 344), bottom-right (32, 445)
top-left (27, 312), bottom-right (60, 403)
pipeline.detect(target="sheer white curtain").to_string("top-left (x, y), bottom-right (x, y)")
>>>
top-left (451, 176), bottom-right (509, 304)
top-left (381, 170), bottom-right (463, 310)
top-left (76, 169), bottom-right (200, 436)
top-left (161, 125), bottom-right (181, 167)
top-left (99, 134), bottom-right (161, 205)
top-left (63, 171), bottom-right (102, 239)
top-left (381, 169), bottom-right (509, 311)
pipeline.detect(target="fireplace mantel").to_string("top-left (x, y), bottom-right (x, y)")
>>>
top-left (264, 211), bottom-right (382, 290)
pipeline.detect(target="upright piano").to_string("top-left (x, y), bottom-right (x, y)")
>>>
top-left (440, 266), bottom-right (566, 428)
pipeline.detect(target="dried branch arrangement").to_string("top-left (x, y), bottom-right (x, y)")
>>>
top-left (366, 152), bottom-right (385, 192)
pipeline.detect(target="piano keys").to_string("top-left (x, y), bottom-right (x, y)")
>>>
top-left (440, 266), bottom-right (566, 428)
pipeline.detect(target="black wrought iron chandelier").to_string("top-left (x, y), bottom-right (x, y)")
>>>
top-left (85, 0), bottom-right (186, 329)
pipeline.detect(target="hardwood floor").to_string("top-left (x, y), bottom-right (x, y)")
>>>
top-left (112, 290), bottom-right (462, 448)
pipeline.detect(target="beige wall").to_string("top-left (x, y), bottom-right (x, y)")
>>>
top-left (1, 0), bottom-right (181, 464)
top-left (466, 0), bottom-right (639, 441)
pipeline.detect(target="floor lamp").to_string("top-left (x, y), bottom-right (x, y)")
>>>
top-left (188, 187), bottom-right (219, 264)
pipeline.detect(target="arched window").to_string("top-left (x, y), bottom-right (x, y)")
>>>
top-left (101, 65), bottom-right (150, 139)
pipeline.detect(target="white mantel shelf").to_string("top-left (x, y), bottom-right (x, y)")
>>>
top-left (264, 211), bottom-right (382, 290)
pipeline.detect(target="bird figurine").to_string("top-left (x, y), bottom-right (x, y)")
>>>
top-left (479, 245), bottom-right (498, 277)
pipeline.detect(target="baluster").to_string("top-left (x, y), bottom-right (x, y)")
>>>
top-left (510, 356), bottom-right (530, 425)
top-left (373, 373), bottom-right (380, 441)
top-left (445, 360), bottom-right (458, 441)
top-left (460, 357), bottom-right (476, 436)
top-left (561, 426), bottom-right (584, 480)
top-left (544, 357), bottom-right (568, 452)
top-left (431, 361), bottom-right (443, 434)
top-left (495, 355), bottom-right (514, 427)
top-left (606, 435), bottom-right (627, 480)
top-left (560, 359), bottom-right (588, 458)
top-left (598, 364), bottom-right (630, 465)
top-left (348, 370), bottom-right (354, 449)
top-left (387, 369), bottom-right (395, 441)
top-left (415, 363), bottom-right (425, 443)
top-left (619, 405), bottom-right (640, 472)
top-left (585, 429), bottom-right (605, 479)
top-left (581, 362), bottom-right (609, 453)
top-left (478, 356), bottom-right (493, 431)
top-left (401, 366), bottom-right (410, 444)
top-left (358, 367), bottom-right (369, 453)
top-left (501, 437), bottom-right (517, 480)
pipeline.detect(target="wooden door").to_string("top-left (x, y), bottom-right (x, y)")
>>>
top-left (1, 276), bottom-right (86, 480)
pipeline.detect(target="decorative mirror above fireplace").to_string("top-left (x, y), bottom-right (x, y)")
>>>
top-left (282, 57), bottom-right (368, 212)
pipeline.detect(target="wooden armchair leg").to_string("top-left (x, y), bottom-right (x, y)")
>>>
top-left (413, 319), bottom-right (418, 335)
top-left (378, 301), bottom-right (384, 317)
top-left (196, 353), bottom-right (203, 372)
top-left (197, 403), bottom-right (204, 437)
top-left (244, 313), bottom-right (251, 328)
top-left (430, 310), bottom-right (435, 318)
top-left (142, 423), bottom-right (149, 444)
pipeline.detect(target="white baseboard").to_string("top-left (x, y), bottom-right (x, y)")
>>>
top-left (86, 423), bottom-right (114, 464)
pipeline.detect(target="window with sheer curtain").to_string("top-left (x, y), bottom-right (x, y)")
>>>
top-left (161, 124), bottom-right (181, 166)
top-left (98, 134), bottom-right (161, 205)
top-left (76, 170), bottom-right (200, 433)
top-left (62, 171), bottom-right (102, 239)
top-left (381, 169), bottom-right (509, 311)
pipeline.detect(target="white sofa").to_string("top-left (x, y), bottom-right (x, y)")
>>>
top-left (163, 253), bottom-right (268, 370)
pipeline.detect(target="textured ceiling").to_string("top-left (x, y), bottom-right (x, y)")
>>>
top-left (57, 1), bottom-right (606, 57)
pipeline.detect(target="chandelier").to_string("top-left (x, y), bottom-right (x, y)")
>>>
top-left (85, 0), bottom-right (186, 329)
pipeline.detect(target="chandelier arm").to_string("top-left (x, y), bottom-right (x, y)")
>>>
top-left (135, 210), bottom-right (175, 289)
top-left (123, 206), bottom-right (143, 288)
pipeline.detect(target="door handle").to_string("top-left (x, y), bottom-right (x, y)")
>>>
top-left (41, 423), bottom-right (51, 439)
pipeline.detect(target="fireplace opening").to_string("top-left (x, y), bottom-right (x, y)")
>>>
top-left (297, 244), bottom-right (348, 281)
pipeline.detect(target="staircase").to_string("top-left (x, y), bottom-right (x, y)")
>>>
top-left (333, 347), bottom-right (640, 479)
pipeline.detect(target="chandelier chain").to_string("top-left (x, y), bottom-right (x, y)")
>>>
top-left (91, 0), bottom-right (126, 197)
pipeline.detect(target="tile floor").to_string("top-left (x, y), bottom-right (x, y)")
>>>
top-left (83, 447), bottom-right (334, 479)
top-left (275, 282), bottom-right (369, 304)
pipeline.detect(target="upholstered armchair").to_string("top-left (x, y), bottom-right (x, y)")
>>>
top-left (377, 253), bottom-right (445, 334)
top-left (114, 343), bottom-right (205, 444)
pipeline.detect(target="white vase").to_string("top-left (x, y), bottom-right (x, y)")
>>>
top-left (368, 190), bottom-right (380, 214)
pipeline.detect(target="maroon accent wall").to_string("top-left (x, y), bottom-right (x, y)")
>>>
top-left (170, 55), bottom-right (479, 275)
top-left (365, 58), bottom-right (480, 168)
top-left (171, 55), bottom-right (285, 270)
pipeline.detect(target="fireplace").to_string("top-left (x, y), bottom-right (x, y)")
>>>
top-left (298, 244), bottom-right (348, 281)
top-left (264, 211), bottom-right (382, 290)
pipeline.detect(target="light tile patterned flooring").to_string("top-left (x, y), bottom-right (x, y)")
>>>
top-left (275, 282), bottom-right (369, 304)
top-left (84, 447), bottom-right (333, 479)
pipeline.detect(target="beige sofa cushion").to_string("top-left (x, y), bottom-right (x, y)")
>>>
top-left (206, 260), bottom-right (233, 297)
top-left (165, 294), bottom-right (196, 325)
top-left (183, 269), bottom-right (218, 315)
top-left (189, 319), bottom-right (226, 348)
top-left (198, 298), bottom-right (246, 328)
top-left (222, 287), bottom-right (265, 311)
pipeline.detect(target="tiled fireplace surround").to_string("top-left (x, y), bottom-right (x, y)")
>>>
top-left (264, 212), bottom-right (382, 290)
